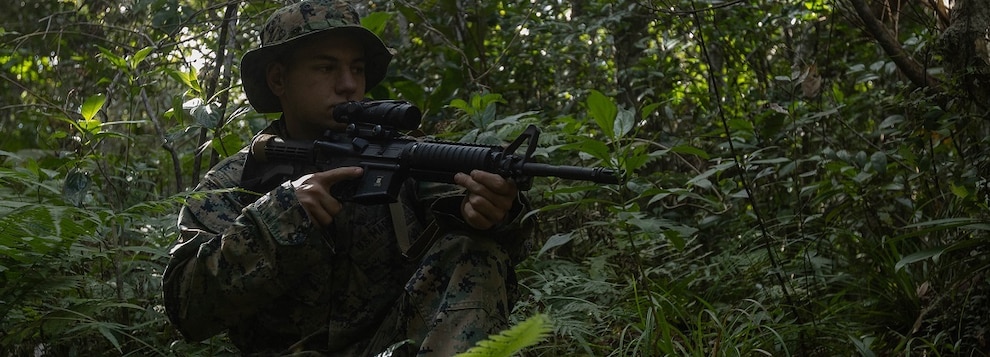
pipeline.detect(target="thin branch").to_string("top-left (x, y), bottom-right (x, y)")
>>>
top-left (638, 0), bottom-right (746, 16)
top-left (139, 85), bottom-right (184, 193)
top-left (847, 0), bottom-right (942, 89)
top-left (192, 2), bottom-right (240, 186)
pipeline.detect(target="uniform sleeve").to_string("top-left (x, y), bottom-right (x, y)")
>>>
top-left (416, 182), bottom-right (536, 264)
top-left (161, 155), bottom-right (333, 341)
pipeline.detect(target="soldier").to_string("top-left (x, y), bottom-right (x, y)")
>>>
top-left (161, 0), bottom-right (534, 355)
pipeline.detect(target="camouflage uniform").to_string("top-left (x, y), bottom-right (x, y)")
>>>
top-left (163, 1), bottom-right (535, 353)
top-left (162, 120), bottom-right (534, 355)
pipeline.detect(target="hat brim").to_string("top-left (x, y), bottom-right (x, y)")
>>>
top-left (241, 26), bottom-right (393, 113)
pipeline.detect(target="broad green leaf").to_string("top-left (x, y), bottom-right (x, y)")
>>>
top-left (168, 67), bottom-right (202, 94)
top-left (950, 182), bottom-right (969, 199)
top-left (62, 170), bottom-right (91, 207)
top-left (448, 98), bottom-right (473, 115)
top-left (78, 118), bottom-right (102, 134)
top-left (614, 108), bottom-right (635, 139)
top-left (130, 46), bottom-right (154, 69)
top-left (391, 79), bottom-right (426, 106)
top-left (97, 46), bottom-right (127, 70)
top-left (587, 90), bottom-right (616, 139)
top-left (81, 94), bottom-right (106, 121)
top-left (668, 145), bottom-right (710, 159)
top-left (894, 248), bottom-right (944, 271)
top-left (640, 102), bottom-right (662, 119)
top-left (622, 151), bottom-right (650, 173)
top-left (185, 98), bottom-right (220, 128)
top-left (478, 102), bottom-right (496, 128)
top-left (98, 325), bottom-right (122, 352)
top-left (664, 229), bottom-right (685, 250)
top-left (211, 133), bottom-right (244, 158)
top-left (361, 12), bottom-right (392, 36)
top-left (538, 232), bottom-right (574, 257)
top-left (560, 137), bottom-right (611, 162)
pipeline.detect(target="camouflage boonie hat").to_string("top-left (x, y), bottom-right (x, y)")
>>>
top-left (241, 0), bottom-right (394, 113)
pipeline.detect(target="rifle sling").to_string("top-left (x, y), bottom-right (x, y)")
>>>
top-left (389, 202), bottom-right (411, 255)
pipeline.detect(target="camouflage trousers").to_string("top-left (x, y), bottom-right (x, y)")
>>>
top-left (279, 232), bottom-right (514, 356)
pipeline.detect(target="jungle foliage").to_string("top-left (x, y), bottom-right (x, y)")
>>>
top-left (1, 0), bottom-right (989, 355)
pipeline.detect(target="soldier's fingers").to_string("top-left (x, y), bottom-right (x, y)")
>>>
top-left (317, 195), bottom-right (344, 225)
top-left (461, 197), bottom-right (496, 230)
top-left (454, 171), bottom-right (494, 197)
top-left (465, 193), bottom-right (506, 223)
top-left (297, 191), bottom-right (334, 226)
top-left (304, 203), bottom-right (334, 227)
top-left (293, 172), bottom-right (353, 227)
top-left (312, 166), bottom-right (365, 187)
top-left (468, 170), bottom-right (516, 196)
top-left (456, 172), bottom-right (515, 213)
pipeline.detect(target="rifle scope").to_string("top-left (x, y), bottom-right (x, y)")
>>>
top-left (333, 100), bottom-right (422, 130)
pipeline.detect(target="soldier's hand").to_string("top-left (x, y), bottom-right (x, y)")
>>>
top-left (454, 170), bottom-right (518, 230)
top-left (293, 167), bottom-right (364, 227)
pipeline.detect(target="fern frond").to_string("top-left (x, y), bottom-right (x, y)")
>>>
top-left (455, 313), bottom-right (553, 357)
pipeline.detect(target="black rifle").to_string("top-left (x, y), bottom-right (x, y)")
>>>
top-left (248, 100), bottom-right (622, 204)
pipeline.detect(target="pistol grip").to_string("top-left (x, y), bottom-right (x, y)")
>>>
top-left (330, 166), bottom-right (402, 205)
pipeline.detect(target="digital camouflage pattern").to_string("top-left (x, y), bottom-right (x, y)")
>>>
top-left (162, 120), bottom-right (534, 356)
top-left (259, 0), bottom-right (361, 45)
top-left (241, 0), bottom-right (393, 113)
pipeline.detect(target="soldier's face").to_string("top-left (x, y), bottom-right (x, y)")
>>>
top-left (267, 32), bottom-right (367, 139)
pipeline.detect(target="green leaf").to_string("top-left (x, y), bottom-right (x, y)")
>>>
top-left (538, 232), bottom-right (574, 257)
top-left (391, 79), bottom-right (426, 106)
top-left (81, 94), bottom-right (106, 121)
top-left (362, 12), bottom-right (392, 36)
top-left (894, 248), bottom-right (944, 271)
top-left (614, 108), bottom-right (635, 139)
top-left (130, 46), bottom-right (154, 69)
top-left (448, 98), bottom-right (472, 115)
top-left (560, 136), bottom-right (611, 162)
top-left (211, 133), bottom-right (244, 158)
top-left (640, 102), bottom-right (662, 119)
top-left (455, 314), bottom-right (552, 357)
top-left (668, 145), bottom-right (710, 160)
top-left (97, 46), bottom-right (127, 70)
top-left (62, 170), bottom-right (91, 207)
top-left (168, 67), bottom-right (202, 94)
top-left (664, 229), bottom-right (685, 250)
top-left (587, 90), bottom-right (617, 139)
top-left (478, 102), bottom-right (496, 128)
top-left (185, 98), bottom-right (220, 128)
top-left (78, 118), bottom-right (102, 134)
top-left (98, 325), bottom-right (122, 352)
top-left (949, 182), bottom-right (969, 199)
top-left (870, 151), bottom-right (887, 174)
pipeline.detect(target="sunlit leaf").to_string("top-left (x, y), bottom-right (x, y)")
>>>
top-left (362, 12), bottom-right (392, 36)
top-left (538, 232), bottom-right (574, 257)
top-left (130, 46), bottom-right (155, 69)
top-left (81, 94), bottom-right (106, 121)
top-left (456, 314), bottom-right (552, 357)
top-left (587, 90), bottom-right (616, 139)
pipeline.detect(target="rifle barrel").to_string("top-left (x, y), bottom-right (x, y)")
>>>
top-left (521, 162), bottom-right (621, 184)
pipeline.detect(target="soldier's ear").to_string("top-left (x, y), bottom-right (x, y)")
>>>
top-left (267, 62), bottom-right (287, 97)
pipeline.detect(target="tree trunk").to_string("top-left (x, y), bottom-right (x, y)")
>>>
top-left (936, 0), bottom-right (990, 108)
